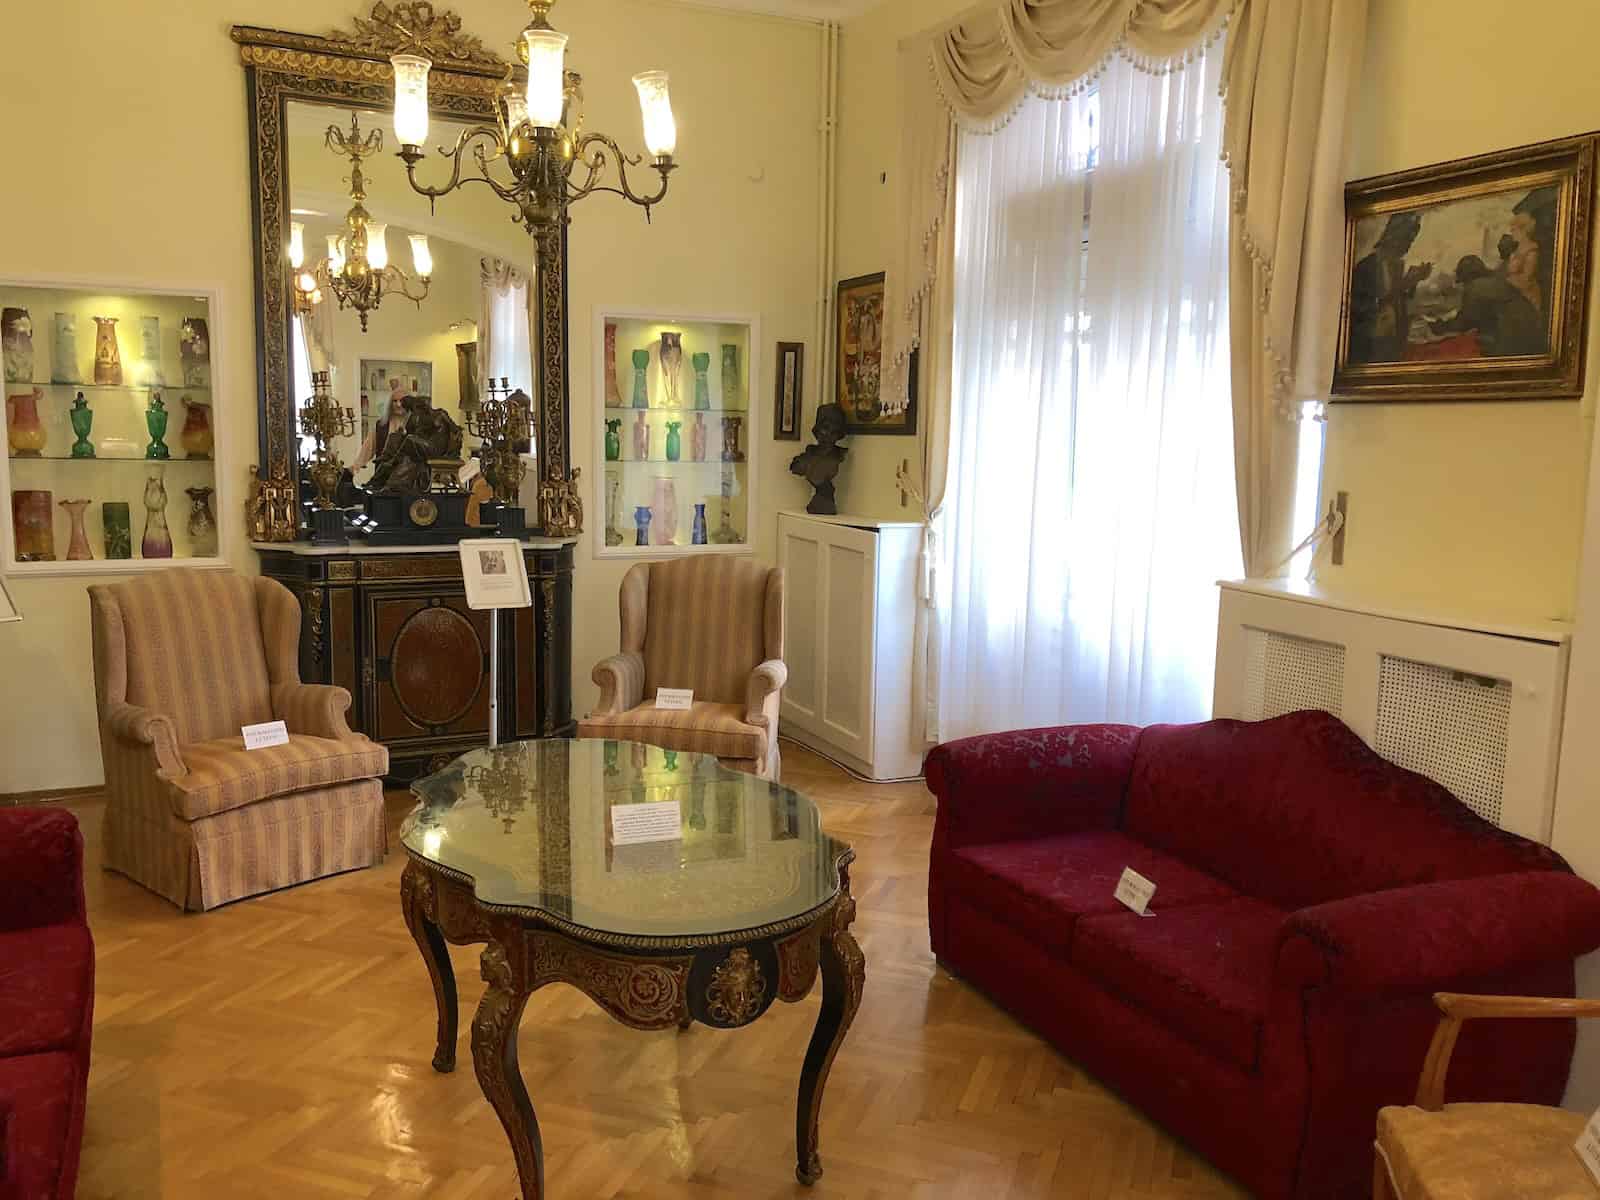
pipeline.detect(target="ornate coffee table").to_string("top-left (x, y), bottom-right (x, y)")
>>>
top-left (399, 738), bottom-right (864, 1198)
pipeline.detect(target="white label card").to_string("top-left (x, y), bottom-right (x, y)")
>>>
top-left (242, 720), bottom-right (290, 751)
top-left (655, 687), bottom-right (694, 710)
top-left (612, 801), bottom-right (683, 846)
top-left (1575, 1108), bottom-right (1600, 1185)
top-left (1114, 867), bottom-right (1157, 917)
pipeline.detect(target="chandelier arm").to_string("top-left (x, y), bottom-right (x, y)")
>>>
top-left (399, 125), bottom-right (506, 200)
top-left (571, 133), bottom-right (672, 208)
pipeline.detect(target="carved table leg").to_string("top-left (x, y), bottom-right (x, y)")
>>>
top-left (795, 873), bottom-right (866, 1185)
top-left (401, 861), bottom-right (458, 1072)
top-left (473, 941), bottom-right (544, 1200)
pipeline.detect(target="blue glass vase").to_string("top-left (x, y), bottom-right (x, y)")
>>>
top-left (633, 505), bottom-right (652, 546)
top-left (691, 502), bottom-right (708, 545)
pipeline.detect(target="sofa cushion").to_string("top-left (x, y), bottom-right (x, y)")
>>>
top-left (579, 703), bottom-right (766, 761)
top-left (945, 831), bottom-right (1238, 955)
top-left (1072, 898), bottom-right (1284, 1071)
top-left (0, 926), bottom-right (92, 1058)
top-left (1122, 710), bottom-right (1567, 910)
top-left (168, 735), bottom-right (389, 820)
top-left (0, 1052), bottom-right (76, 1200)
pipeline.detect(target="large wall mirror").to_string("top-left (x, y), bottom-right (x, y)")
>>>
top-left (235, 7), bottom-right (570, 539)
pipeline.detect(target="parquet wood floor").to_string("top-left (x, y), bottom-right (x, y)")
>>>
top-left (61, 744), bottom-right (1246, 1199)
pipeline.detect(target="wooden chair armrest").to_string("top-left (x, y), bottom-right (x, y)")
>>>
top-left (1416, 992), bottom-right (1600, 1109)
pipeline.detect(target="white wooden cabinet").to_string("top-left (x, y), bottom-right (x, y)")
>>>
top-left (778, 511), bottom-right (924, 781)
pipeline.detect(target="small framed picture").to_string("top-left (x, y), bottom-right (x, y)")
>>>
top-left (774, 341), bottom-right (804, 440)
top-left (458, 538), bottom-right (532, 611)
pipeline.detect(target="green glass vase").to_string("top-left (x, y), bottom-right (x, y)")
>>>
top-left (102, 501), bottom-right (132, 560)
top-left (145, 394), bottom-right (170, 460)
top-left (604, 418), bottom-right (621, 462)
top-left (665, 421), bottom-right (681, 462)
top-left (631, 349), bottom-right (650, 408)
top-left (69, 391), bottom-right (95, 458)
top-left (692, 352), bottom-right (711, 410)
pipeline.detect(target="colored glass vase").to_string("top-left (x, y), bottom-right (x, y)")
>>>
top-left (692, 352), bottom-right (711, 410)
top-left (142, 469), bottom-right (172, 559)
top-left (139, 316), bottom-right (164, 387)
top-left (92, 316), bottom-right (122, 385)
top-left (179, 317), bottom-right (211, 388)
top-left (721, 344), bottom-right (740, 404)
top-left (659, 332), bottom-right (684, 407)
top-left (721, 415), bottom-right (745, 462)
top-left (145, 394), bottom-right (170, 459)
top-left (633, 505), bottom-right (652, 546)
top-left (59, 499), bottom-right (92, 561)
top-left (6, 388), bottom-right (45, 457)
top-left (665, 421), bottom-right (681, 462)
top-left (186, 486), bottom-right (218, 557)
top-left (692, 502), bottom-right (708, 545)
top-left (12, 490), bottom-right (54, 561)
top-left (690, 412), bottom-right (707, 462)
top-left (102, 501), bottom-right (132, 560)
top-left (69, 391), bottom-right (94, 458)
top-left (51, 313), bottom-right (79, 384)
top-left (2, 307), bottom-right (33, 384)
top-left (604, 470), bottom-right (624, 547)
top-left (631, 349), bottom-right (650, 408)
top-left (604, 321), bottom-right (622, 406)
top-left (180, 397), bottom-right (213, 459)
top-left (652, 477), bottom-right (678, 545)
top-left (632, 411), bottom-right (649, 460)
top-left (605, 418), bottom-right (621, 462)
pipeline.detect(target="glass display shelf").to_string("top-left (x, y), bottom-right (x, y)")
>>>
top-left (10, 381), bottom-right (210, 393)
top-left (594, 308), bottom-right (760, 560)
top-left (9, 454), bottom-right (215, 464)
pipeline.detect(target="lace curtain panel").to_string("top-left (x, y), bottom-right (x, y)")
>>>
top-left (931, 49), bottom-right (1242, 739)
top-left (479, 258), bottom-right (535, 402)
top-left (887, 0), bottom-right (1368, 576)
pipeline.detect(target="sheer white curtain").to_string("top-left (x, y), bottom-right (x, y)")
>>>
top-left (480, 258), bottom-right (533, 399)
top-left (933, 45), bottom-right (1240, 741)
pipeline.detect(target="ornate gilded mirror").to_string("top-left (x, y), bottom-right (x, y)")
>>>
top-left (234, 4), bottom-right (571, 540)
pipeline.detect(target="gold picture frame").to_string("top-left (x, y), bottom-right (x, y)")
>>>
top-left (1332, 133), bottom-right (1597, 403)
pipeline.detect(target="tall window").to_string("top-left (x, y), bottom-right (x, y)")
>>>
top-left (933, 44), bottom-right (1241, 741)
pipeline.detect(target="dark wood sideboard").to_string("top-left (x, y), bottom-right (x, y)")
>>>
top-left (255, 540), bottom-right (576, 782)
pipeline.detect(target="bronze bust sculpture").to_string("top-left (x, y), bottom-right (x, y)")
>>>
top-left (789, 403), bottom-right (849, 515)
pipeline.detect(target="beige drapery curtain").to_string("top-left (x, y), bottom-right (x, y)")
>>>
top-left (885, 0), bottom-right (1368, 577)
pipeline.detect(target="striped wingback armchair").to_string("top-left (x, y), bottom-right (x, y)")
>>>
top-left (89, 569), bottom-right (388, 911)
top-left (578, 558), bottom-right (786, 779)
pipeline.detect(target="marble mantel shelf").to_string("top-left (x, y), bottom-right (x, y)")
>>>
top-left (251, 537), bottom-right (580, 557)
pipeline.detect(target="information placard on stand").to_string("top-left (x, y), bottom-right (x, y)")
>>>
top-left (458, 539), bottom-right (533, 746)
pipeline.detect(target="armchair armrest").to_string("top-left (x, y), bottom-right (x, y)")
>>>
top-left (102, 700), bottom-right (186, 777)
top-left (590, 652), bottom-right (645, 716)
top-left (924, 725), bottom-right (1141, 849)
top-left (1415, 992), bottom-right (1600, 1109)
top-left (745, 659), bottom-right (788, 730)
top-left (0, 807), bottom-right (85, 931)
top-left (1276, 870), bottom-right (1600, 998)
top-left (272, 681), bottom-right (356, 740)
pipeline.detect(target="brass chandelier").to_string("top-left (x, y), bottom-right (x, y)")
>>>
top-left (289, 113), bottom-right (433, 331)
top-left (388, 0), bottom-right (678, 234)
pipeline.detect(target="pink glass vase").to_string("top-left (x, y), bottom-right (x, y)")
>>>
top-left (59, 499), bottom-right (92, 560)
top-left (652, 476), bottom-right (678, 545)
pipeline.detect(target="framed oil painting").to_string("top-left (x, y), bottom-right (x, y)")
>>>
top-left (1332, 133), bottom-right (1596, 402)
top-left (834, 272), bottom-right (917, 435)
top-left (774, 341), bottom-right (804, 440)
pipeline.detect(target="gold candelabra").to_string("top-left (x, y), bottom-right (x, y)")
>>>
top-left (466, 377), bottom-right (531, 504)
top-left (298, 370), bottom-right (357, 510)
top-left (289, 113), bottom-right (433, 331)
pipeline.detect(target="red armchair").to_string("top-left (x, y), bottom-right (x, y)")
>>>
top-left (925, 710), bottom-right (1600, 1200)
top-left (0, 807), bottom-right (94, 1200)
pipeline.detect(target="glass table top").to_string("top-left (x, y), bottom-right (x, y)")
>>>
top-left (401, 739), bottom-right (850, 941)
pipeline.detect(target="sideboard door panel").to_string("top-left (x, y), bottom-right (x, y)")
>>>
top-left (370, 595), bottom-right (491, 743)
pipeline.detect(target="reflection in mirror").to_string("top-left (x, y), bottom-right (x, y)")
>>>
top-left (282, 100), bottom-right (536, 496)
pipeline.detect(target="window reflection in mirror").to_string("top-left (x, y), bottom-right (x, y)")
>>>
top-left (282, 100), bottom-right (536, 490)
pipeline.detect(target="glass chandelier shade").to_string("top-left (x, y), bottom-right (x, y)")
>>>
top-left (504, 92), bottom-right (531, 131)
top-left (326, 233), bottom-right (346, 275)
top-left (391, 54), bottom-right (432, 146)
top-left (288, 221), bottom-right (306, 269)
top-left (408, 233), bottom-right (433, 277)
top-left (366, 222), bottom-right (389, 271)
top-left (632, 71), bottom-right (676, 158)
top-left (523, 29), bottom-right (569, 127)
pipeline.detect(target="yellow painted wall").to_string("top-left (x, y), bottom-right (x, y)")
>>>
top-left (1317, 0), bottom-right (1600, 622)
top-left (0, 0), bottom-right (821, 794)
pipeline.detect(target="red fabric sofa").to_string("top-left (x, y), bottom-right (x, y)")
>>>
top-left (925, 710), bottom-right (1600, 1200)
top-left (0, 808), bottom-right (93, 1200)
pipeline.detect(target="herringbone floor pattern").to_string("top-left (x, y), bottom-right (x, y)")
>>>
top-left (64, 744), bottom-right (1247, 1199)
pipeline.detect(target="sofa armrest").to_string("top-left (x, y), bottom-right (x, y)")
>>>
top-left (102, 700), bottom-right (186, 777)
top-left (273, 681), bottom-right (356, 740)
top-left (0, 807), bottom-right (85, 931)
top-left (590, 652), bottom-right (645, 716)
top-left (1277, 871), bottom-right (1600, 997)
top-left (924, 724), bottom-right (1141, 849)
top-left (745, 659), bottom-right (788, 731)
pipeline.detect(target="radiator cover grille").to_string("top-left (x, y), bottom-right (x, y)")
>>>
top-left (1242, 629), bottom-right (1345, 722)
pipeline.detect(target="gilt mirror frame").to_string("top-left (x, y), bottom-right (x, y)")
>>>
top-left (233, 4), bottom-right (572, 539)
